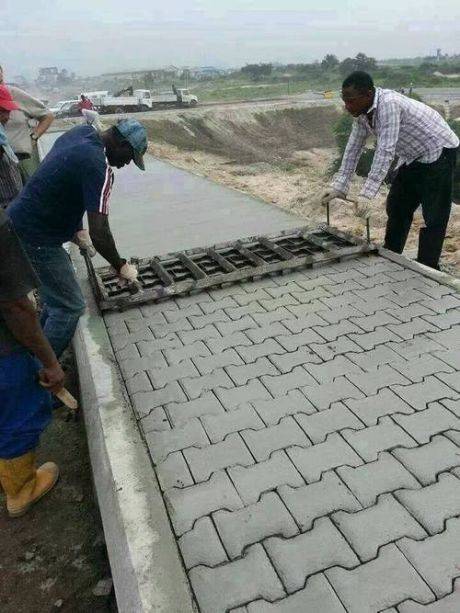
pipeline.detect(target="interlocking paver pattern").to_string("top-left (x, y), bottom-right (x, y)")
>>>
top-left (105, 255), bottom-right (460, 612)
top-left (265, 517), bottom-right (359, 592)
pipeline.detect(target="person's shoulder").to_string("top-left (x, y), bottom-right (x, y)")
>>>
top-left (71, 127), bottom-right (107, 169)
top-left (378, 88), bottom-right (404, 110)
top-left (65, 125), bottom-right (103, 151)
top-left (9, 86), bottom-right (46, 110)
top-left (8, 85), bottom-right (25, 98)
top-left (379, 88), bottom-right (398, 100)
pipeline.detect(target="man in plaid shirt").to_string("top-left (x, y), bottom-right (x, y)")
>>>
top-left (322, 71), bottom-right (459, 270)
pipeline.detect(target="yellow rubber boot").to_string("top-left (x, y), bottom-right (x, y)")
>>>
top-left (0, 451), bottom-right (59, 518)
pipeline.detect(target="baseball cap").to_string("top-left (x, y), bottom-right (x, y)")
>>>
top-left (115, 118), bottom-right (147, 170)
top-left (0, 85), bottom-right (19, 112)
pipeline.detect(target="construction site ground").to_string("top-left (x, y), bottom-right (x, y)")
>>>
top-left (113, 257), bottom-right (460, 613)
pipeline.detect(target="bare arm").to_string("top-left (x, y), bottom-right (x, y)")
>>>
top-left (0, 296), bottom-right (64, 392)
top-left (33, 112), bottom-right (54, 139)
top-left (87, 211), bottom-right (124, 271)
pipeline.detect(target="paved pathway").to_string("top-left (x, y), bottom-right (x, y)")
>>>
top-left (105, 255), bottom-right (460, 612)
top-left (39, 133), bottom-right (460, 611)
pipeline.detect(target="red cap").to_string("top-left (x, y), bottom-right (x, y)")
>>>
top-left (0, 85), bottom-right (19, 111)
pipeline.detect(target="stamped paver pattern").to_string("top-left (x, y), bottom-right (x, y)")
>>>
top-left (105, 254), bottom-right (460, 613)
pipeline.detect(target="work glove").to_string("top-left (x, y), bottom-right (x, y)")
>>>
top-left (354, 196), bottom-right (373, 220)
top-left (82, 109), bottom-right (104, 133)
top-left (320, 188), bottom-right (346, 206)
top-left (118, 261), bottom-right (139, 286)
top-left (73, 229), bottom-right (96, 257)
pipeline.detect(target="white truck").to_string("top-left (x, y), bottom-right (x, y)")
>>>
top-left (93, 86), bottom-right (198, 114)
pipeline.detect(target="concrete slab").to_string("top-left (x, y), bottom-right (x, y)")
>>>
top-left (108, 157), bottom-right (301, 258)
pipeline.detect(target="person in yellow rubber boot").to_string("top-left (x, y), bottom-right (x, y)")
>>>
top-left (0, 208), bottom-right (64, 517)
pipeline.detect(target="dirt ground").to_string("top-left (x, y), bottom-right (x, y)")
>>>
top-left (0, 353), bottom-right (115, 613)
top-left (148, 141), bottom-right (460, 274)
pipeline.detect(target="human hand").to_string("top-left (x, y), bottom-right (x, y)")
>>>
top-left (117, 262), bottom-right (139, 287)
top-left (74, 229), bottom-right (96, 257)
top-left (39, 362), bottom-right (65, 394)
top-left (354, 196), bottom-right (373, 219)
top-left (320, 188), bottom-right (346, 206)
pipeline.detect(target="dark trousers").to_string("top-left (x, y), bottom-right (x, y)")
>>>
top-left (384, 147), bottom-right (457, 270)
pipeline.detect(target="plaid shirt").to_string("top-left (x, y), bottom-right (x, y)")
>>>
top-left (332, 88), bottom-right (459, 198)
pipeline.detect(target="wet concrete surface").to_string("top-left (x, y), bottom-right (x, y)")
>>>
top-left (106, 155), bottom-right (302, 259)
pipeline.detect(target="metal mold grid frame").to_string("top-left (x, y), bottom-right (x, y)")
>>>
top-left (86, 225), bottom-right (377, 311)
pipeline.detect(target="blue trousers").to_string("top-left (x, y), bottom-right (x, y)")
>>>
top-left (24, 244), bottom-right (86, 358)
top-left (0, 351), bottom-right (52, 459)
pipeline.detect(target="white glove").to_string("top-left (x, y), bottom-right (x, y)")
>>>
top-left (74, 229), bottom-right (96, 257)
top-left (118, 262), bottom-right (138, 284)
top-left (82, 109), bottom-right (104, 133)
top-left (320, 188), bottom-right (346, 206)
top-left (354, 196), bottom-right (373, 219)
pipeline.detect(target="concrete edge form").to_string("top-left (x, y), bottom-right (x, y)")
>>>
top-left (378, 246), bottom-right (460, 290)
top-left (71, 248), bottom-right (195, 613)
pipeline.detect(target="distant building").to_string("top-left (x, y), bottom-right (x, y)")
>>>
top-left (37, 67), bottom-right (59, 86)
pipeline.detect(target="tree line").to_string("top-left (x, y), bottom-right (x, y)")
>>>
top-left (241, 53), bottom-right (377, 81)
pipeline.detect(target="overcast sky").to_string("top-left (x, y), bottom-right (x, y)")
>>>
top-left (1, 0), bottom-right (459, 78)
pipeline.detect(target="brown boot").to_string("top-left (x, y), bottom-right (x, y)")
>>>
top-left (0, 451), bottom-right (59, 518)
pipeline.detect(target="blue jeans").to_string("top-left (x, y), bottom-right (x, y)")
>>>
top-left (24, 244), bottom-right (86, 358)
top-left (0, 352), bottom-right (52, 459)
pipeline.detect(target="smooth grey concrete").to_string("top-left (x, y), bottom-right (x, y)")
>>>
top-left (108, 155), bottom-right (301, 258)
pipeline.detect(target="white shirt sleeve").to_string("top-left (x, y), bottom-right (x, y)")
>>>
top-left (331, 119), bottom-right (368, 195)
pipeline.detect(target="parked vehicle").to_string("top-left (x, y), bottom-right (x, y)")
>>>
top-left (53, 100), bottom-right (80, 117)
top-left (94, 86), bottom-right (198, 114)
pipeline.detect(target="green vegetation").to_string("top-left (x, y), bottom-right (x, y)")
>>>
top-left (73, 53), bottom-right (460, 106)
top-left (189, 53), bottom-right (460, 103)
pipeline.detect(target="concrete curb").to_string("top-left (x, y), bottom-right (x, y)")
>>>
top-left (72, 250), bottom-right (195, 613)
top-left (378, 246), bottom-right (460, 291)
